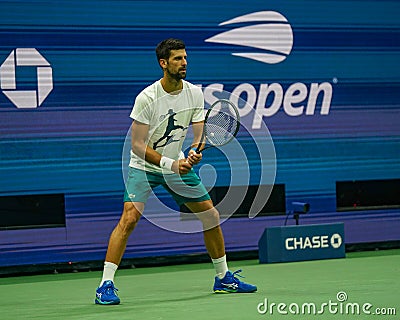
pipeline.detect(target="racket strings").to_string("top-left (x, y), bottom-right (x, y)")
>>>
top-left (205, 105), bottom-right (239, 146)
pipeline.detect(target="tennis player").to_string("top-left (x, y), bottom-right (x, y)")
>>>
top-left (95, 38), bottom-right (257, 305)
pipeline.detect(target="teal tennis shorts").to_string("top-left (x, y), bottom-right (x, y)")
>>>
top-left (123, 167), bottom-right (211, 205)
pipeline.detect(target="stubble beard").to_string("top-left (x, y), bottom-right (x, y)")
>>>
top-left (167, 68), bottom-right (186, 81)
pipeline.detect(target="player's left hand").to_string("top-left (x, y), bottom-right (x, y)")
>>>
top-left (187, 149), bottom-right (202, 165)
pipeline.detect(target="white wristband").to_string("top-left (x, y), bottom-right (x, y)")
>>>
top-left (160, 156), bottom-right (174, 171)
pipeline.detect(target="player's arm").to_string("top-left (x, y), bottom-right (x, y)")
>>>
top-left (131, 120), bottom-right (192, 174)
top-left (187, 120), bottom-right (203, 165)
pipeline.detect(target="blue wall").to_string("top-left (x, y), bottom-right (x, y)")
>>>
top-left (0, 0), bottom-right (399, 267)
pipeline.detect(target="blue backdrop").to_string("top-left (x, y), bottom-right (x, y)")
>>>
top-left (0, 0), bottom-right (399, 267)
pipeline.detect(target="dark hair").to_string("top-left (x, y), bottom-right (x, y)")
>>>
top-left (155, 38), bottom-right (186, 61)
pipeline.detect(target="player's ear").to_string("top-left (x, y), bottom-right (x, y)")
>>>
top-left (159, 58), bottom-right (167, 69)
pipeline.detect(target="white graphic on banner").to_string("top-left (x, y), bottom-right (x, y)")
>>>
top-left (330, 233), bottom-right (343, 249)
top-left (205, 11), bottom-right (293, 64)
top-left (0, 48), bottom-right (53, 108)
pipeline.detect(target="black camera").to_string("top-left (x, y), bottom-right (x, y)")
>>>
top-left (292, 202), bottom-right (310, 214)
top-left (291, 202), bottom-right (310, 225)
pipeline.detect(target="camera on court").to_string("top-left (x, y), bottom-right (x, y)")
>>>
top-left (292, 202), bottom-right (310, 214)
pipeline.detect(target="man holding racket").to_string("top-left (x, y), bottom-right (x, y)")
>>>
top-left (95, 38), bottom-right (256, 305)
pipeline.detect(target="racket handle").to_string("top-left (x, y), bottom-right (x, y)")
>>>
top-left (195, 146), bottom-right (202, 154)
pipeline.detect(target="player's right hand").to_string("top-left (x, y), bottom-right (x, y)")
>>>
top-left (172, 159), bottom-right (192, 175)
top-left (187, 149), bottom-right (202, 166)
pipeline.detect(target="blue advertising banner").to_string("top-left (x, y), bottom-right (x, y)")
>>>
top-left (258, 223), bottom-right (345, 263)
top-left (0, 0), bottom-right (399, 267)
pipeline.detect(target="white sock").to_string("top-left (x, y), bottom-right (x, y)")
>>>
top-left (100, 261), bottom-right (118, 286)
top-left (212, 255), bottom-right (228, 279)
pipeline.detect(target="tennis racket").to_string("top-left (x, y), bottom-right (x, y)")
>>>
top-left (196, 99), bottom-right (240, 153)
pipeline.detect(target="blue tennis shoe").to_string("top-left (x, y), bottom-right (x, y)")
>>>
top-left (95, 280), bottom-right (120, 305)
top-left (213, 269), bottom-right (257, 293)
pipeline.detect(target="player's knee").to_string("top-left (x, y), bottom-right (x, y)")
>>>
top-left (120, 202), bottom-right (142, 234)
top-left (198, 207), bottom-right (220, 230)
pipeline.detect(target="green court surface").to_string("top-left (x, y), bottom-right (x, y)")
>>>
top-left (0, 250), bottom-right (399, 320)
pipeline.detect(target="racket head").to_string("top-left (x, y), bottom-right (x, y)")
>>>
top-left (196, 99), bottom-right (240, 152)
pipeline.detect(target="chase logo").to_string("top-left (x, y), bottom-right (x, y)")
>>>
top-left (0, 48), bottom-right (53, 109)
top-left (205, 11), bottom-right (293, 64)
top-left (330, 233), bottom-right (343, 249)
top-left (285, 234), bottom-right (343, 251)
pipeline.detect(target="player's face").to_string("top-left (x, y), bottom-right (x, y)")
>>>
top-left (165, 49), bottom-right (187, 80)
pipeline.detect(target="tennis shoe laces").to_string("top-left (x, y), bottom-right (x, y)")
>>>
top-left (213, 269), bottom-right (257, 293)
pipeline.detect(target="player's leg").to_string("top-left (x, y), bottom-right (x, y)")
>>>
top-left (165, 170), bottom-right (257, 293)
top-left (185, 200), bottom-right (257, 293)
top-left (95, 202), bottom-right (143, 305)
top-left (163, 171), bottom-right (229, 277)
top-left (105, 201), bottom-right (144, 266)
top-left (95, 167), bottom-right (153, 305)
top-left (184, 200), bottom-right (225, 259)
top-left (184, 200), bottom-right (229, 279)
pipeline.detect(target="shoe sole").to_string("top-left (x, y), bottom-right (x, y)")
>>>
top-left (213, 289), bottom-right (257, 294)
top-left (95, 298), bottom-right (120, 305)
